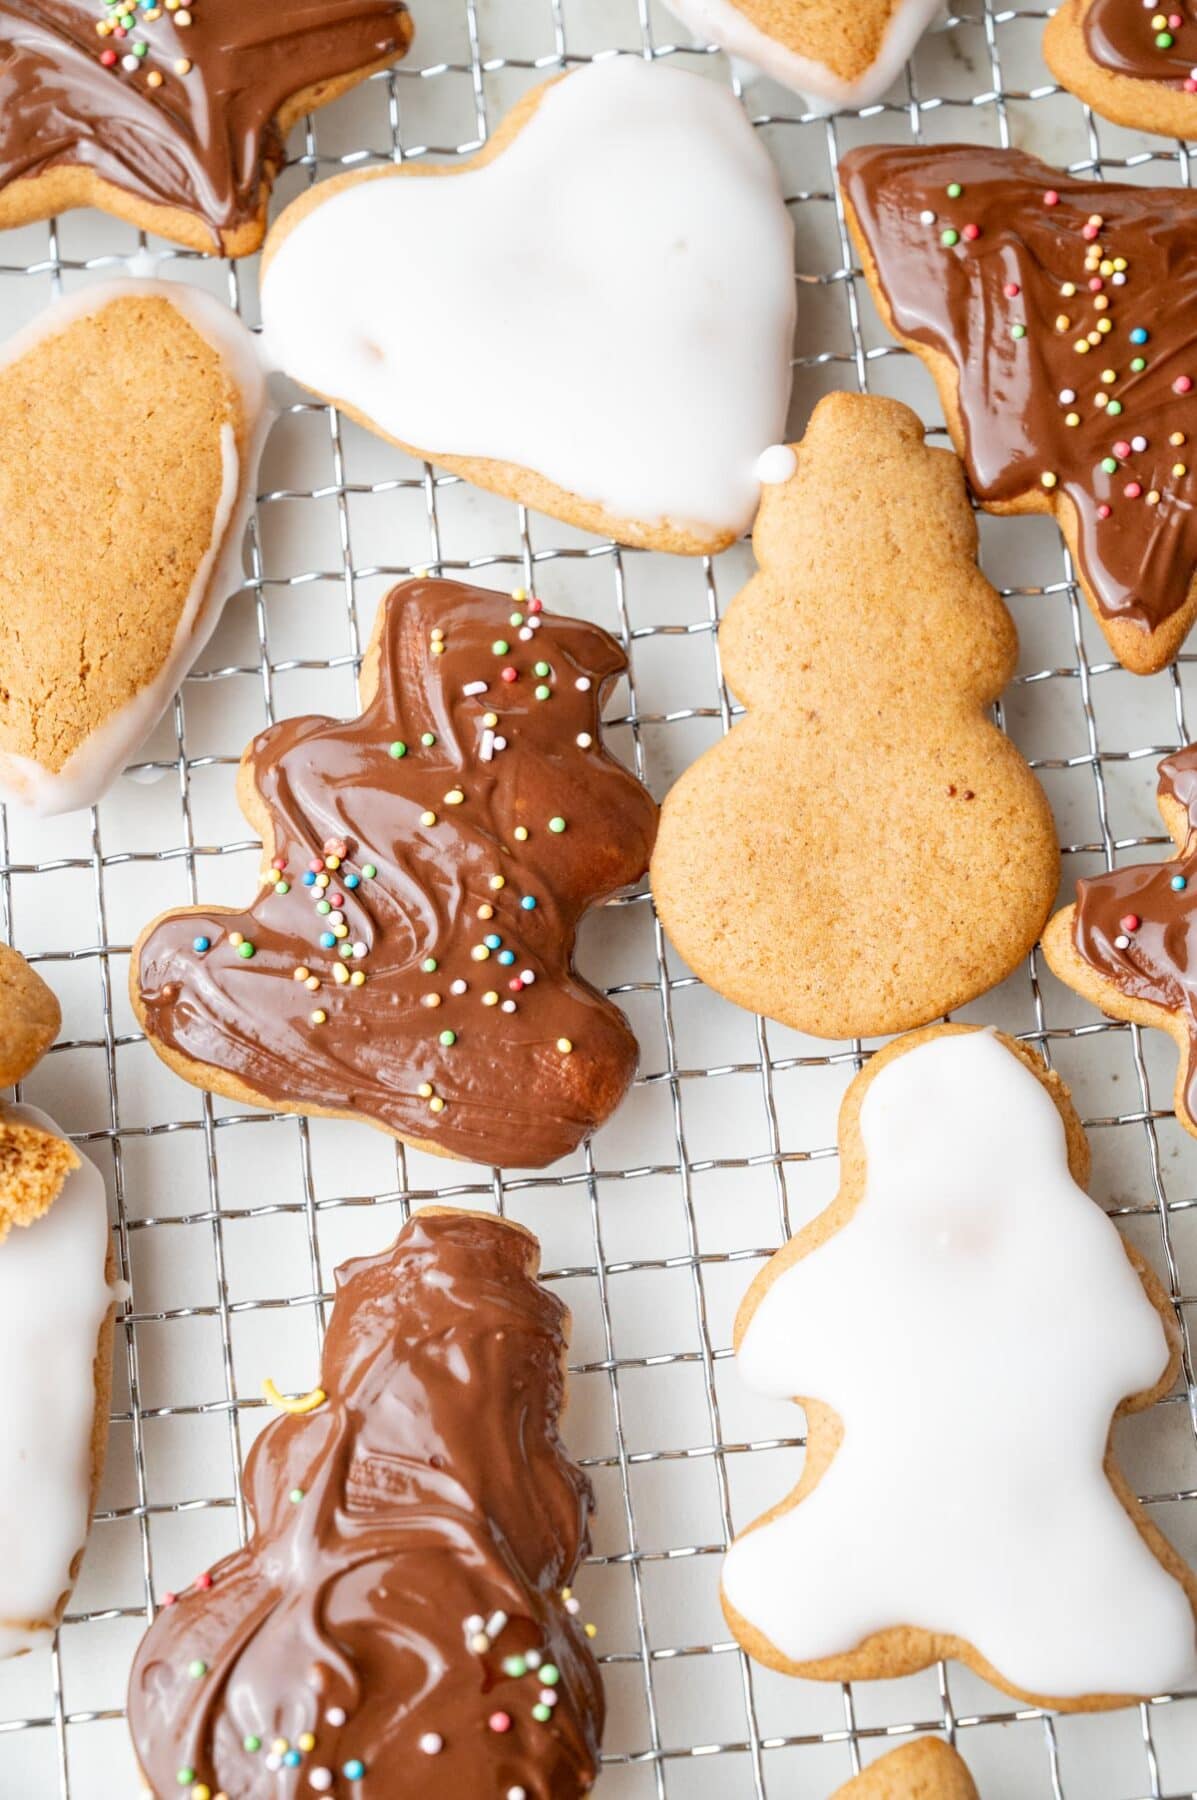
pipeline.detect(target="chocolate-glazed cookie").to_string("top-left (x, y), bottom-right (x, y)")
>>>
top-left (0, 1), bottom-right (413, 255)
top-left (1044, 746), bottom-right (1197, 1138)
top-left (133, 577), bottom-right (658, 1169)
top-left (127, 1208), bottom-right (604, 1797)
top-left (1045, 0), bottom-right (1197, 140)
top-left (841, 141), bottom-right (1197, 673)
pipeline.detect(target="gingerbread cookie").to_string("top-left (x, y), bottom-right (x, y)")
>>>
top-left (0, 942), bottom-right (60, 1088)
top-left (0, 2), bottom-right (413, 256)
top-left (1043, 745), bottom-right (1197, 1138)
top-left (134, 578), bottom-right (658, 1168)
top-left (128, 1208), bottom-right (603, 1797)
top-left (841, 142), bottom-right (1197, 674)
top-left (662, 0), bottom-right (942, 111)
top-left (260, 56), bottom-right (796, 556)
top-left (0, 280), bottom-right (269, 816)
top-left (0, 1102), bottom-right (118, 1658)
top-left (650, 393), bottom-right (1057, 1040)
top-left (723, 1025), bottom-right (1197, 1709)
top-left (834, 1739), bottom-right (979, 1800)
top-left (1045, 0), bottom-right (1197, 139)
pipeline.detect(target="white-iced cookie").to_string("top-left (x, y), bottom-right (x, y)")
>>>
top-left (723, 1025), bottom-right (1197, 1710)
top-left (0, 1104), bottom-right (120, 1656)
top-left (0, 281), bottom-right (271, 817)
top-left (662, 0), bottom-right (943, 112)
top-left (260, 56), bottom-right (797, 556)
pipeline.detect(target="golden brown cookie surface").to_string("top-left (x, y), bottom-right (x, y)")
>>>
top-left (0, 942), bottom-right (60, 1088)
top-left (650, 392), bottom-right (1058, 1040)
top-left (833, 1738), bottom-right (980, 1800)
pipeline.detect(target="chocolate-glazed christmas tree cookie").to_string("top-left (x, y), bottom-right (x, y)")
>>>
top-left (841, 142), bottom-right (1197, 673)
top-left (0, 1), bottom-right (413, 255)
top-left (133, 578), bottom-right (657, 1169)
top-left (1044, 746), bottom-right (1197, 1137)
top-left (1045, 0), bottom-right (1197, 140)
top-left (127, 1208), bottom-right (604, 1797)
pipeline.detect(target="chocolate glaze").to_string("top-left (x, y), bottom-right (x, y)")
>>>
top-left (1083, 0), bottom-right (1197, 87)
top-left (136, 578), bottom-right (658, 1169)
top-left (0, 1), bottom-right (412, 241)
top-left (1072, 746), bottom-right (1197, 1118)
top-left (842, 142), bottom-right (1197, 636)
top-left (127, 1209), bottom-right (604, 1797)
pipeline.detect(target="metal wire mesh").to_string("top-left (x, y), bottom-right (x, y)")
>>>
top-left (1, 0), bottom-right (1197, 1794)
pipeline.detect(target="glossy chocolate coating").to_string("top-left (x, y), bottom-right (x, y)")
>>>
top-left (1083, 0), bottom-right (1197, 86)
top-left (135, 578), bottom-right (658, 1168)
top-left (127, 1209), bottom-right (603, 1797)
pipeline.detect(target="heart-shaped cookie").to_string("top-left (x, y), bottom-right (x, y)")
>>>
top-left (260, 56), bottom-right (797, 555)
top-left (0, 282), bottom-right (269, 816)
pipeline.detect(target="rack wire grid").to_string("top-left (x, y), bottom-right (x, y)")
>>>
top-left (3, 0), bottom-right (1197, 1795)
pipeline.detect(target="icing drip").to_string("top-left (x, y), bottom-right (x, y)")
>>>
top-left (127, 1210), bottom-right (603, 1797)
top-left (1084, 0), bottom-right (1197, 87)
top-left (841, 142), bottom-right (1197, 637)
top-left (135, 578), bottom-right (658, 1169)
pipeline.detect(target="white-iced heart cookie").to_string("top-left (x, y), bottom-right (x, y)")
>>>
top-left (260, 56), bottom-right (796, 556)
top-left (662, 0), bottom-right (943, 112)
top-left (724, 1025), bottom-right (1197, 1710)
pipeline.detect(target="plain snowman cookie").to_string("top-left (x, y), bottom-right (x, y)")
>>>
top-left (662, 0), bottom-right (942, 111)
top-left (0, 281), bottom-right (270, 816)
top-left (259, 56), bottom-right (796, 556)
top-left (723, 1024), bottom-right (1197, 1710)
top-left (650, 392), bottom-right (1058, 1039)
top-left (833, 1739), bottom-right (979, 1799)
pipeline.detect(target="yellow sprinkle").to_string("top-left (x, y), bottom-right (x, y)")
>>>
top-left (1097, 318), bottom-right (1112, 334)
top-left (1055, 314), bottom-right (1070, 331)
top-left (514, 826), bottom-right (529, 842)
top-left (146, 68), bottom-right (164, 87)
top-left (95, 17), bottom-right (112, 31)
top-left (262, 1378), bottom-right (326, 1416)
top-left (562, 1588), bottom-right (572, 1601)
top-left (175, 5), bottom-right (192, 21)
top-left (431, 643), bottom-right (445, 656)
top-left (174, 55), bottom-right (192, 74)
top-left (483, 991), bottom-right (499, 1006)
top-left (483, 711), bottom-right (499, 728)
top-left (444, 789), bottom-right (465, 806)
top-left (316, 872), bottom-right (330, 888)
top-left (325, 854), bottom-right (341, 870)
top-left (1174, 463), bottom-right (1188, 477)
top-left (334, 964), bottom-right (349, 985)
top-left (422, 992), bottom-right (441, 1008)
top-left (420, 810), bottom-right (437, 827)
top-left (1095, 392), bottom-right (1109, 408)
top-left (1087, 331), bottom-right (1101, 346)
top-left (293, 966), bottom-right (310, 982)
top-left (1172, 431), bottom-right (1187, 446)
top-left (272, 1741), bottom-right (289, 1757)
top-left (194, 1788), bottom-right (210, 1800)
top-left (429, 1095), bottom-right (446, 1114)
top-left (1060, 281), bottom-right (1076, 297)
top-left (298, 1735), bottom-right (316, 1754)
top-left (311, 1009), bottom-right (327, 1025)
top-left (431, 628), bottom-right (445, 642)
top-left (511, 587), bottom-right (528, 602)
top-left (1040, 471), bottom-right (1058, 490)
top-left (1065, 412), bottom-right (1080, 427)
top-left (557, 1038), bottom-right (574, 1054)
top-left (229, 931), bottom-right (244, 948)
top-left (1093, 294), bottom-right (1109, 312)
top-left (305, 975), bottom-right (320, 992)
top-left (1114, 257), bottom-right (1127, 271)
top-left (1074, 339), bottom-right (1090, 355)
top-left (350, 970), bottom-right (366, 987)
top-left (1101, 368), bottom-right (1116, 383)
top-left (585, 1624), bottom-right (597, 1639)
top-left (332, 924), bottom-right (349, 940)
top-left (477, 903), bottom-right (495, 920)
top-left (471, 945), bottom-right (491, 962)
top-left (418, 1082), bottom-right (434, 1099)
top-left (489, 875), bottom-right (506, 890)
top-left (1099, 258), bottom-right (1114, 276)
top-left (1148, 490), bottom-right (1161, 504)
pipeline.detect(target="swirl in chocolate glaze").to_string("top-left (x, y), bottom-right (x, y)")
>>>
top-left (1083, 0), bottom-right (1197, 87)
top-left (0, 1), bottom-right (412, 242)
top-left (841, 142), bottom-right (1197, 644)
top-left (127, 1209), bottom-right (604, 1798)
top-left (1070, 745), bottom-right (1197, 1120)
top-left (134, 578), bottom-right (658, 1169)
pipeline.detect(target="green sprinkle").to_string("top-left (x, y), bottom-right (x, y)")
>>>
top-left (188, 1660), bottom-right (207, 1680)
top-left (244, 1737), bottom-right (262, 1754)
top-left (1157, 28), bottom-right (1174, 45)
top-left (532, 1705), bottom-right (552, 1723)
top-left (289, 1488), bottom-right (305, 1505)
top-left (133, 37), bottom-right (148, 55)
top-left (237, 942), bottom-right (255, 959)
top-left (422, 957), bottom-right (438, 973)
top-left (274, 880), bottom-right (290, 895)
top-left (509, 611), bottom-right (525, 627)
top-left (535, 684), bottom-right (551, 701)
top-left (1106, 400), bottom-right (1123, 416)
top-left (339, 942), bottom-right (354, 959)
top-left (439, 1029), bottom-right (457, 1047)
top-left (176, 1774), bottom-right (195, 1790)
top-left (946, 181), bottom-right (963, 198)
top-left (941, 228), bottom-right (959, 248)
top-left (540, 1664), bottom-right (560, 1685)
top-left (389, 740), bottom-right (407, 759)
top-left (1131, 356), bottom-right (1146, 372)
top-left (317, 900), bottom-right (332, 915)
top-left (492, 639), bottom-right (510, 655)
top-left (502, 1655), bottom-right (528, 1678)
top-left (362, 863), bottom-right (377, 879)
top-left (533, 661), bottom-right (550, 678)
top-left (1011, 323), bottom-right (1026, 340)
top-left (421, 732), bottom-right (436, 747)
top-left (1101, 457), bottom-right (1117, 473)
top-left (548, 816), bottom-right (566, 834)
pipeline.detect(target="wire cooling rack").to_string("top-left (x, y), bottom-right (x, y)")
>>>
top-left (2, 0), bottom-right (1197, 1794)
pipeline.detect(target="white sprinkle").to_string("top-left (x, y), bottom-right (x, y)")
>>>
top-left (520, 970), bottom-right (536, 985)
top-left (480, 729), bottom-right (495, 763)
top-left (419, 1732), bottom-right (444, 1755)
top-left (919, 208), bottom-right (936, 224)
top-left (266, 1755), bottom-right (283, 1773)
top-left (310, 1773), bottom-right (334, 1794)
top-left (501, 999), bottom-right (517, 1013)
top-left (1059, 388), bottom-right (1076, 405)
top-left (528, 614), bottom-right (542, 629)
top-left (325, 1706), bottom-right (347, 1727)
top-left (576, 732), bottom-right (593, 749)
top-left (539, 1687), bottom-right (559, 1706)
top-left (493, 735), bottom-right (508, 752)
top-left (565, 1596), bottom-right (581, 1614)
top-left (1132, 435), bottom-right (1148, 452)
top-left (463, 680), bottom-right (488, 697)
top-left (121, 52), bottom-right (139, 70)
top-left (519, 626), bottom-right (534, 640)
top-left (486, 1610), bottom-right (508, 1639)
top-left (470, 1632), bottom-right (491, 1653)
top-left (352, 941), bottom-right (367, 959)
top-left (508, 1789), bottom-right (528, 1800)
top-left (1112, 271), bottom-right (1126, 285)
top-left (464, 1614), bottom-right (484, 1635)
top-left (328, 911), bottom-right (344, 926)
top-left (575, 676), bottom-right (592, 692)
top-left (525, 1649), bottom-right (542, 1669)
top-left (1114, 934), bottom-right (1131, 949)
top-left (755, 444), bottom-right (797, 485)
top-left (450, 979), bottom-right (468, 996)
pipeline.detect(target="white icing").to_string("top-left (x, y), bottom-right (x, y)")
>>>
top-left (755, 443), bottom-right (798, 483)
top-left (0, 280), bottom-right (271, 817)
top-left (260, 57), bottom-right (796, 542)
top-left (663, 0), bottom-right (943, 112)
top-left (0, 1105), bottom-right (119, 1656)
top-left (724, 1030), bottom-right (1197, 1699)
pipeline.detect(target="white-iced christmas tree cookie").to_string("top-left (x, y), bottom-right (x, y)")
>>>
top-left (723, 1024), bottom-right (1197, 1710)
top-left (259, 57), bottom-right (796, 556)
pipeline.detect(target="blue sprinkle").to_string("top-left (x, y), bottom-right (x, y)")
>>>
top-left (484, 933), bottom-right (502, 950)
top-left (192, 936), bottom-right (210, 954)
top-left (498, 950), bottom-right (516, 965)
top-left (344, 873), bottom-right (360, 889)
top-left (1130, 326), bottom-right (1149, 345)
top-left (319, 931), bottom-right (336, 949)
top-left (343, 1762), bottom-right (366, 1782)
top-left (1172, 874), bottom-right (1188, 891)
top-left (302, 871), bottom-right (317, 887)
top-left (283, 1751), bottom-right (301, 1769)
top-left (520, 895), bottom-right (537, 910)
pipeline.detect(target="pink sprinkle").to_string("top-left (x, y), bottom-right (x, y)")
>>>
top-left (1125, 481), bottom-right (1143, 498)
top-left (1176, 376), bottom-right (1194, 394)
top-left (1044, 189), bottom-right (1060, 206)
top-left (1004, 281), bottom-right (1020, 297)
top-left (489, 1712), bottom-right (512, 1734)
top-left (1088, 276), bottom-right (1103, 291)
top-left (1114, 440), bottom-right (1131, 457)
top-left (271, 856), bottom-right (285, 870)
top-left (1186, 75), bottom-right (1197, 89)
top-left (195, 1572), bottom-right (213, 1591)
top-left (1097, 502), bottom-right (1112, 519)
top-left (527, 596), bottom-right (543, 614)
top-left (962, 222), bottom-right (981, 240)
top-left (500, 666), bottom-right (518, 684)
top-left (309, 858), bottom-right (324, 874)
top-left (1082, 222), bottom-right (1099, 240)
top-left (1171, 13), bottom-right (1182, 25)
top-left (330, 892), bottom-right (344, 908)
top-left (161, 1592), bottom-right (177, 1608)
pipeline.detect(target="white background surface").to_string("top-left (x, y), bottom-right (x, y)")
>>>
top-left (1, 0), bottom-right (1196, 1795)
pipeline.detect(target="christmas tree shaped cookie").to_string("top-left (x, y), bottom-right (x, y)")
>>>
top-left (841, 142), bottom-right (1197, 674)
top-left (650, 392), bottom-right (1058, 1041)
top-left (724, 1025), bottom-right (1197, 1709)
top-left (133, 578), bottom-right (658, 1169)
top-left (128, 1209), bottom-right (604, 1797)
top-left (1044, 745), bottom-right (1197, 1137)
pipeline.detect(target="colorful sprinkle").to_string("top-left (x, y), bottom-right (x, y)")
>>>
top-left (488, 1713), bottom-right (512, 1734)
top-left (192, 936), bottom-right (210, 954)
top-left (389, 741), bottom-right (407, 758)
top-left (342, 1762), bottom-right (366, 1782)
top-left (548, 816), bottom-right (566, 833)
top-left (419, 1733), bottom-right (444, 1755)
top-left (1172, 874), bottom-right (1188, 890)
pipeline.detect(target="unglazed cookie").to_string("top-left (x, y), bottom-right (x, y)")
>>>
top-left (128, 1208), bottom-right (603, 1797)
top-left (0, 942), bottom-right (60, 1088)
top-left (1043, 745), bottom-right (1197, 1138)
top-left (134, 578), bottom-right (658, 1168)
top-left (0, 281), bottom-right (269, 816)
top-left (0, 1102), bottom-right (118, 1658)
top-left (1045, 0), bottom-right (1197, 139)
top-left (663, 0), bottom-right (942, 111)
top-left (260, 56), bottom-right (796, 556)
top-left (841, 142), bottom-right (1197, 674)
top-left (0, 2), bottom-right (413, 256)
top-left (723, 1025), bottom-right (1197, 1709)
top-left (650, 393), bottom-right (1058, 1040)
top-left (833, 1739), bottom-right (979, 1800)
